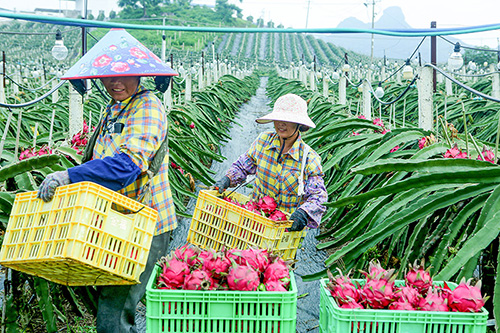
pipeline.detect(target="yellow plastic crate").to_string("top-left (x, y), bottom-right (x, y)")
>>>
top-left (0, 181), bottom-right (157, 286)
top-left (187, 190), bottom-right (304, 260)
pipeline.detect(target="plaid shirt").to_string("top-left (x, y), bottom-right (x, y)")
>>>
top-left (92, 84), bottom-right (176, 235)
top-left (226, 131), bottom-right (327, 228)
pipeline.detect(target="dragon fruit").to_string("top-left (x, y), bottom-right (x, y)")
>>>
top-left (340, 297), bottom-right (364, 309)
top-left (477, 146), bottom-right (495, 163)
top-left (183, 270), bottom-right (214, 290)
top-left (269, 210), bottom-right (287, 221)
top-left (361, 259), bottom-right (394, 281)
top-left (360, 278), bottom-right (396, 309)
top-left (263, 259), bottom-right (290, 288)
top-left (389, 301), bottom-right (415, 311)
top-left (244, 201), bottom-right (260, 213)
top-left (229, 248), bottom-right (269, 274)
top-left (227, 264), bottom-right (260, 291)
top-left (405, 259), bottom-right (433, 294)
top-left (174, 244), bottom-right (199, 267)
top-left (394, 286), bottom-right (420, 306)
top-left (417, 287), bottom-right (449, 311)
top-left (264, 280), bottom-right (287, 292)
top-left (201, 249), bottom-right (231, 278)
top-left (157, 257), bottom-right (190, 289)
top-left (258, 196), bottom-right (277, 215)
top-left (326, 269), bottom-right (360, 305)
top-left (448, 278), bottom-right (487, 313)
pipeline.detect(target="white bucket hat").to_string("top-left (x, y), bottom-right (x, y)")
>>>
top-left (256, 93), bottom-right (316, 128)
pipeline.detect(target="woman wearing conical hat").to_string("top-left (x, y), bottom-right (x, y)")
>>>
top-left (214, 93), bottom-right (327, 232)
top-left (37, 28), bottom-right (177, 332)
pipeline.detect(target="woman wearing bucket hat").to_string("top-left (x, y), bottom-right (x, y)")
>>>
top-left (214, 93), bottom-right (327, 231)
top-left (37, 29), bottom-right (177, 332)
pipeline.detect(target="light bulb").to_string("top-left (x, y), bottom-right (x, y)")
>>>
top-left (331, 71), bottom-right (340, 80)
top-left (497, 61), bottom-right (500, 71)
top-left (342, 63), bottom-right (350, 72)
top-left (51, 30), bottom-right (68, 61)
top-left (374, 84), bottom-right (384, 98)
top-left (402, 60), bottom-right (414, 80)
top-left (468, 61), bottom-right (477, 71)
top-left (447, 44), bottom-right (463, 71)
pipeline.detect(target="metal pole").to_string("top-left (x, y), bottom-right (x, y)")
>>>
top-left (431, 21), bottom-right (437, 92)
top-left (305, 0), bottom-right (311, 29)
top-left (81, 0), bottom-right (88, 56)
top-left (2, 51), bottom-right (5, 88)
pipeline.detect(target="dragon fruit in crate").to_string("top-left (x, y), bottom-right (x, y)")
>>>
top-left (448, 278), bottom-right (488, 313)
top-left (263, 258), bottom-right (291, 289)
top-left (258, 196), bottom-right (278, 215)
top-left (325, 268), bottom-right (361, 305)
top-left (157, 257), bottom-right (190, 289)
top-left (183, 269), bottom-right (214, 290)
top-left (405, 259), bottom-right (433, 294)
top-left (227, 264), bottom-right (260, 291)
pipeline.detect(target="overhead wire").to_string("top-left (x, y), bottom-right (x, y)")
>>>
top-left (439, 36), bottom-right (500, 52)
top-left (0, 80), bottom-right (67, 108)
top-left (3, 74), bottom-right (57, 92)
top-left (367, 77), bottom-right (418, 105)
top-left (425, 63), bottom-right (500, 103)
top-left (382, 36), bottom-right (426, 83)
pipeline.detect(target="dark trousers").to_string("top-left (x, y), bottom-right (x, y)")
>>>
top-left (96, 231), bottom-right (171, 333)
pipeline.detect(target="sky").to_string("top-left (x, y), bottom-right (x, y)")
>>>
top-left (0, 0), bottom-right (499, 49)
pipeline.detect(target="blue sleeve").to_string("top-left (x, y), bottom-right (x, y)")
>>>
top-left (67, 153), bottom-right (141, 191)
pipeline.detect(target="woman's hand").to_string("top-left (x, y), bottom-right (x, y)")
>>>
top-left (289, 208), bottom-right (308, 231)
top-left (37, 170), bottom-right (70, 202)
top-left (214, 176), bottom-right (230, 194)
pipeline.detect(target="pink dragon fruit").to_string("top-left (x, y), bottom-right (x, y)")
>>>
top-left (361, 259), bottom-right (394, 281)
top-left (236, 248), bottom-right (269, 274)
top-left (417, 287), bottom-right (449, 311)
top-left (418, 137), bottom-right (427, 149)
top-left (263, 259), bottom-right (290, 288)
top-left (359, 278), bottom-right (396, 309)
top-left (326, 269), bottom-right (360, 305)
top-left (389, 301), bottom-right (415, 311)
top-left (201, 249), bottom-right (231, 278)
top-left (269, 210), bottom-right (287, 221)
top-left (157, 257), bottom-right (190, 289)
top-left (448, 278), bottom-right (487, 313)
top-left (227, 264), bottom-right (260, 291)
top-left (394, 285), bottom-right (420, 306)
top-left (340, 297), bottom-right (364, 309)
top-left (372, 118), bottom-right (384, 127)
top-left (244, 201), bottom-right (260, 213)
top-left (477, 146), bottom-right (495, 163)
top-left (183, 269), bottom-right (214, 290)
top-left (174, 244), bottom-right (200, 267)
top-left (405, 259), bottom-right (433, 294)
top-left (264, 280), bottom-right (287, 292)
top-left (258, 196), bottom-right (277, 215)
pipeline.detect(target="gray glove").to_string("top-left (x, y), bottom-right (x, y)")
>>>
top-left (289, 209), bottom-right (308, 231)
top-left (37, 170), bottom-right (71, 202)
top-left (214, 176), bottom-right (230, 194)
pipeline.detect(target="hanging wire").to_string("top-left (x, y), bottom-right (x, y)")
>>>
top-left (3, 74), bottom-right (57, 92)
top-left (0, 27), bottom-right (80, 35)
top-left (382, 36), bottom-right (427, 83)
top-left (0, 81), bottom-right (67, 108)
top-left (366, 76), bottom-right (419, 105)
top-left (345, 75), bottom-right (363, 87)
top-left (425, 63), bottom-right (500, 103)
top-left (439, 36), bottom-right (500, 52)
top-left (451, 70), bottom-right (500, 78)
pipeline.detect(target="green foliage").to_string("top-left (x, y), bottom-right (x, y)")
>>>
top-left (464, 47), bottom-right (498, 67)
top-left (215, 0), bottom-right (243, 23)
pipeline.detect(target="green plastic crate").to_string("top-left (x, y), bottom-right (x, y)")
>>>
top-left (146, 266), bottom-right (297, 333)
top-left (319, 278), bottom-right (488, 333)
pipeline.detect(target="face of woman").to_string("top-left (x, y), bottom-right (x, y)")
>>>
top-left (100, 76), bottom-right (140, 101)
top-left (274, 121), bottom-right (299, 140)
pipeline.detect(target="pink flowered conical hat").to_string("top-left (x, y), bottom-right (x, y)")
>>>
top-left (61, 28), bottom-right (177, 80)
top-left (256, 93), bottom-right (315, 128)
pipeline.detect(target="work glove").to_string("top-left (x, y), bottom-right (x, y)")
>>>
top-left (214, 176), bottom-right (230, 194)
top-left (37, 170), bottom-right (70, 202)
top-left (289, 208), bottom-right (308, 231)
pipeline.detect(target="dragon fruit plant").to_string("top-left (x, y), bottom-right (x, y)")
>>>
top-left (326, 259), bottom-right (488, 312)
top-left (156, 245), bottom-right (293, 292)
top-left (222, 195), bottom-right (288, 221)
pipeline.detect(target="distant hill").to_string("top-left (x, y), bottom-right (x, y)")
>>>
top-left (316, 6), bottom-right (463, 63)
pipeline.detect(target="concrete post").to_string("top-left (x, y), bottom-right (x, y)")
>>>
top-left (339, 76), bottom-right (347, 105)
top-left (0, 73), bottom-right (5, 104)
top-left (362, 81), bottom-right (372, 120)
top-left (418, 66), bottom-right (433, 130)
top-left (445, 77), bottom-right (453, 96)
top-left (69, 85), bottom-right (83, 138)
top-left (396, 70), bottom-right (402, 85)
top-left (12, 73), bottom-right (19, 95)
top-left (490, 64), bottom-right (500, 99)
top-left (322, 75), bottom-right (329, 98)
top-left (185, 74), bottom-right (192, 102)
top-left (52, 79), bottom-right (59, 104)
top-left (381, 66), bottom-right (386, 82)
top-left (309, 71), bottom-right (316, 91)
top-left (198, 67), bottom-right (204, 91)
top-left (164, 83), bottom-right (172, 109)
